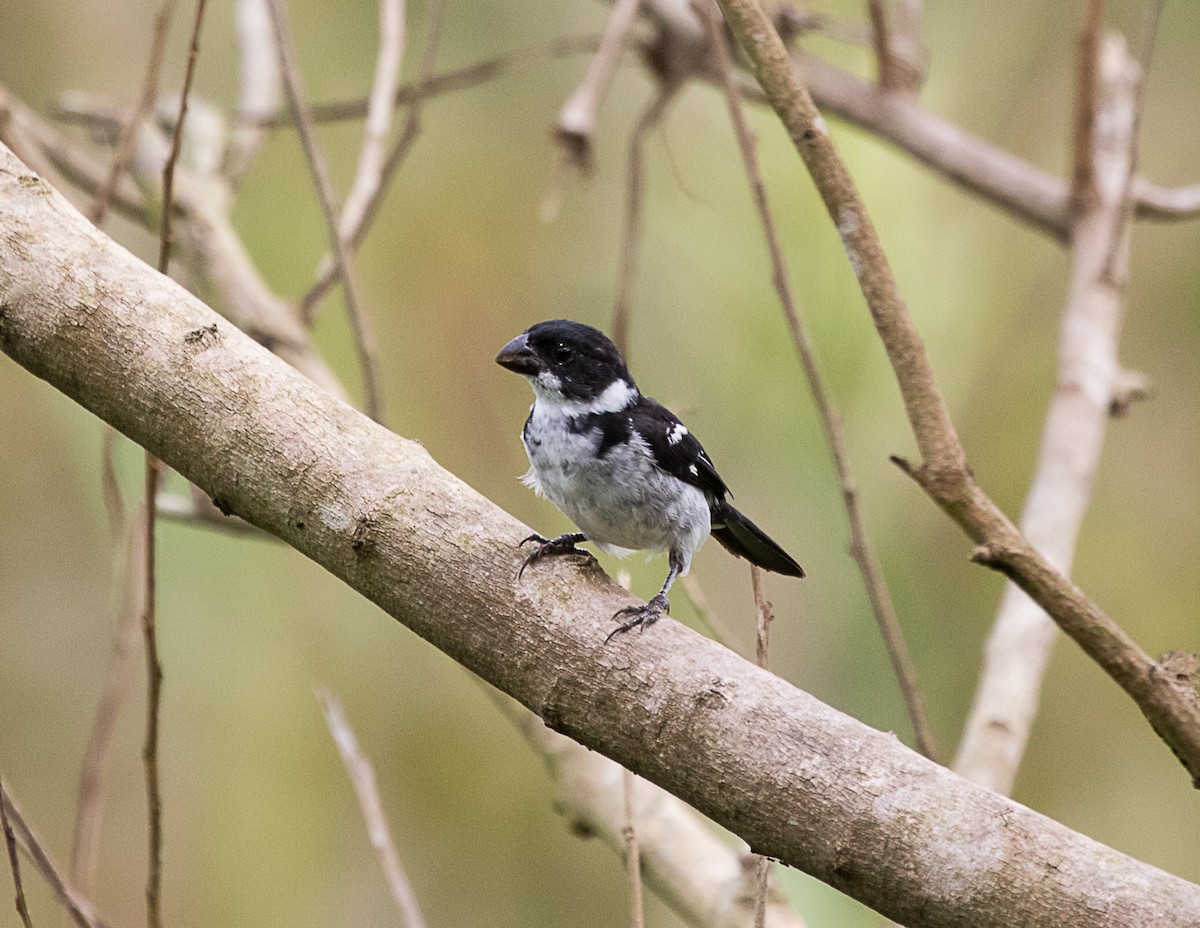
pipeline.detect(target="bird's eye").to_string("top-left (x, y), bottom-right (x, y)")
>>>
top-left (553, 344), bottom-right (573, 363)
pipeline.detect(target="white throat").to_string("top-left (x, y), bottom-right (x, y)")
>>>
top-left (529, 375), bottom-right (637, 417)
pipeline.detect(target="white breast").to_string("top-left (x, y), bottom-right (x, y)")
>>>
top-left (521, 400), bottom-right (710, 573)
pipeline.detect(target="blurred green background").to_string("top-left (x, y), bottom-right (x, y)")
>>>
top-left (2, 0), bottom-right (1199, 925)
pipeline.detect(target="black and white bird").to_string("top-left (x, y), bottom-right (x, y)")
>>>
top-left (496, 319), bottom-right (803, 640)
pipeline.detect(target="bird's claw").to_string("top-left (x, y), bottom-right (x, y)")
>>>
top-left (606, 594), bottom-right (669, 643)
top-left (517, 533), bottom-right (586, 579)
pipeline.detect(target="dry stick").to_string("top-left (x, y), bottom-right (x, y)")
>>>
top-left (748, 566), bottom-right (772, 927)
top-left (296, 0), bottom-right (445, 321)
top-left (1070, 0), bottom-right (1104, 210)
top-left (864, 0), bottom-right (899, 90)
top-left (953, 30), bottom-right (1145, 794)
top-left (227, 0), bottom-right (282, 184)
top-left (612, 570), bottom-right (646, 928)
top-left (1, 781), bottom-right (34, 928)
top-left (611, 81), bottom-right (685, 359)
top-left (340, 0), bottom-right (407, 245)
top-left (621, 768), bottom-right (646, 928)
top-left (317, 691), bottom-right (427, 928)
top-left (554, 0), bottom-right (643, 173)
top-left (142, 6), bottom-right (208, 926)
top-left (88, 0), bottom-right (177, 226)
top-left (700, 1), bottom-right (939, 761)
top-left (712, 0), bottom-right (1200, 785)
top-left (1, 786), bottom-right (110, 928)
top-left (265, 0), bottom-right (384, 424)
top-left (68, 512), bottom-right (148, 902)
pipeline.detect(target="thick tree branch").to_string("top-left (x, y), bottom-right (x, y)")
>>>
top-left (713, 0), bottom-right (1200, 788)
top-left (2, 145), bottom-right (1199, 928)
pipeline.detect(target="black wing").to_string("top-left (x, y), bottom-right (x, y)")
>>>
top-left (625, 398), bottom-right (729, 500)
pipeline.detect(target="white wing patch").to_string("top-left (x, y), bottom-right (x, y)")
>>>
top-left (668, 422), bottom-right (689, 445)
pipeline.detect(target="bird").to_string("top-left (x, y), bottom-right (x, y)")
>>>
top-left (496, 319), bottom-right (803, 641)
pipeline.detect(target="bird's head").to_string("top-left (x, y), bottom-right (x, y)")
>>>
top-left (496, 319), bottom-right (637, 411)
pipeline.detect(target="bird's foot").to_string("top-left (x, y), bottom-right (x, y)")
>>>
top-left (517, 532), bottom-right (587, 579)
top-left (606, 594), bottom-right (669, 643)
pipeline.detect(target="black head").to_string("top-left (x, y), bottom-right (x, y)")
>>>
top-left (496, 319), bottom-right (635, 404)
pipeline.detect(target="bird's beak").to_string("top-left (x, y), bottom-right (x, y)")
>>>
top-left (495, 332), bottom-right (541, 376)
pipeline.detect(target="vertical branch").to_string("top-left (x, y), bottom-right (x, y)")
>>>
top-left (611, 82), bottom-right (684, 359)
top-left (699, 0), bottom-right (939, 761)
top-left (621, 769), bottom-right (646, 928)
top-left (88, 0), bottom-right (177, 226)
top-left (266, 0), bottom-right (385, 423)
top-left (140, 457), bottom-right (165, 928)
top-left (0, 781), bottom-right (34, 928)
top-left (143, 6), bottom-right (208, 926)
top-left (298, 0), bottom-right (445, 319)
top-left (317, 692), bottom-right (427, 928)
top-left (227, 0), bottom-right (282, 183)
top-left (953, 30), bottom-right (1141, 794)
top-left (340, 0), bottom-right (406, 242)
top-left (69, 510), bottom-right (148, 900)
top-left (749, 567), bottom-right (773, 925)
top-left (554, 0), bottom-right (643, 173)
top-left (865, 0), bottom-right (898, 90)
top-left (1, 785), bottom-right (110, 928)
top-left (1071, 0), bottom-right (1104, 210)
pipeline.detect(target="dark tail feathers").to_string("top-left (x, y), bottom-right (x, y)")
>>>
top-left (710, 502), bottom-right (804, 578)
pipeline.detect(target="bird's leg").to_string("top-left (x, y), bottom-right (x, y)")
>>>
top-left (607, 552), bottom-right (683, 642)
top-left (518, 532), bottom-right (588, 578)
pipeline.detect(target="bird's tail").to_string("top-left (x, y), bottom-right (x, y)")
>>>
top-left (710, 501), bottom-right (805, 578)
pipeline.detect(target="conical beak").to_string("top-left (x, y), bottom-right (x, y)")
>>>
top-left (495, 332), bottom-right (541, 376)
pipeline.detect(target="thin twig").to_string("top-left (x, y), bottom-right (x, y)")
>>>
top-left (0, 785), bottom-right (110, 928)
top-left (266, 0), bottom-right (384, 422)
top-left (700, 0), bottom-right (939, 761)
top-left (865, 0), bottom-right (898, 90)
top-left (317, 691), bottom-right (427, 928)
top-left (140, 457), bottom-right (164, 928)
top-left (611, 80), bottom-right (685, 359)
top-left (143, 6), bottom-right (208, 924)
top-left (296, 0), bottom-right (445, 325)
top-left (621, 768), bottom-right (646, 928)
top-left (88, 0), bottom-right (177, 226)
top-left (1, 781), bottom-right (34, 928)
top-left (291, 35), bottom-right (600, 126)
top-left (716, 0), bottom-right (1200, 783)
top-left (750, 563), bottom-right (773, 922)
top-left (1070, 0), bottom-right (1104, 211)
top-left (340, 0), bottom-right (407, 244)
top-left (554, 0), bottom-right (644, 174)
top-left (227, 0), bottom-right (282, 183)
top-left (677, 574), bottom-right (741, 649)
top-left (68, 509), bottom-right (148, 901)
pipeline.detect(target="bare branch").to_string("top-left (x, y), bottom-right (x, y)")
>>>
top-left (317, 691), bottom-right (427, 928)
top-left (88, 0), bottom-right (177, 226)
top-left (555, 0), bottom-right (644, 173)
top-left (715, 0), bottom-right (1200, 785)
top-left (611, 80), bottom-right (685, 358)
top-left (954, 31), bottom-right (1142, 794)
top-left (227, 0), bottom-right (282, 182)
top-left (68, 510), bottom-right (147, 898)
top-left (266, 0), bottom-right (384, 422)
top-left (699, 0), bottom-right (938, 760)
top-left (0, 782), bottom-right (34, 928)
top-left (0, 784), bottom-right (111, 928)
top-left (3, 154), bottom-right (1200, 923)
top-left (340, 0), bottom-right (407, 244)
top-left (297, 0), bottom-right (445, 321)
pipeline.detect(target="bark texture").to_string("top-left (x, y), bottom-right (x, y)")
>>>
top-left (1, 144), bottom-right (1197, 928)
